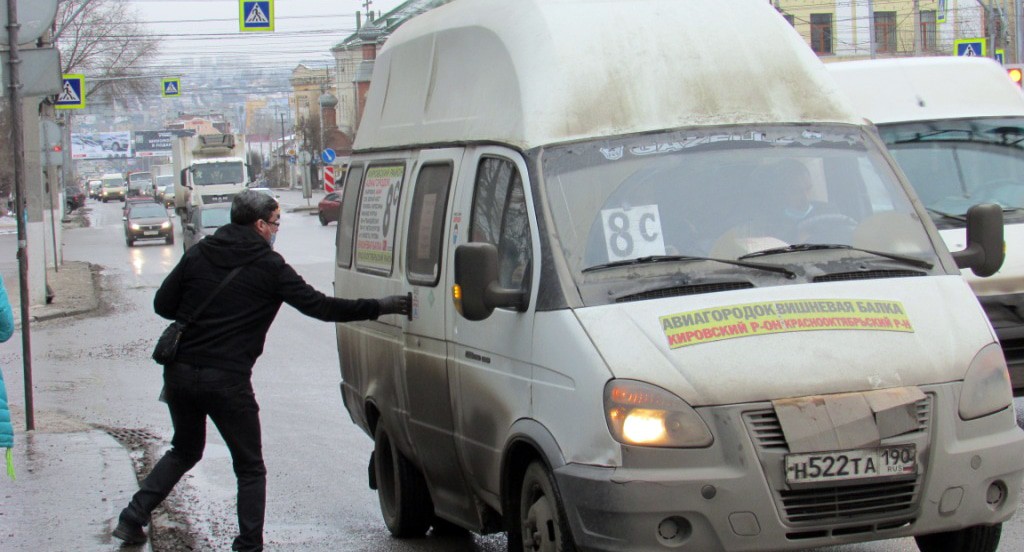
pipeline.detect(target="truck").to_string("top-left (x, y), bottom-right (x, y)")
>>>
top-left (171, 133), bottom-right (250, 214)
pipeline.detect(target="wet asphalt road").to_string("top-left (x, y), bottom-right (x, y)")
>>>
top-left (1, 191), bottom-right (1022, 551)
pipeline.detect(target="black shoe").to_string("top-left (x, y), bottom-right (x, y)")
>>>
top-left (113, 518), bottom-right (147, 545)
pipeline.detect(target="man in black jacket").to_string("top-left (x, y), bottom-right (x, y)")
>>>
top-left (113, 190), bottom-right (409, 551)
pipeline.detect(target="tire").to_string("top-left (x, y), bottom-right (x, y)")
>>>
top-left (102, 198), bottom-right (108, 203)
top-left (166, 234), bottom-right (175, 245)
top-left (319, 212), bottom-right (328, 226)
top-left (516, 462), bottom-right (576, 552)
top-left (126, 238), bottom-right (134, 247)
top-left (373, 424), bottom-right (432, 537)
top-left (915, 524), bottom-right (1001, 552)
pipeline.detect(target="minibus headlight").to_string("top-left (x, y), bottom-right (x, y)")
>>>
top-left (959, 343), bottom-right (1013, 421)
top-left (130, 223), bottom-right (141, 230)
top-left (160, 221), bottom-right (171, 229)
top-left (604, 379), bottom-right (713, 448)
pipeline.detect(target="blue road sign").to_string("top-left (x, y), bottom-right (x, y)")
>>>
top-left (161, 78), bottom-right (181, 97)
top-left (240, 1), bottom-right (273, 32)
top-left (954, 38), bottom-right (986, 57)
top-left (321, 148), bottom-right (336, 164)
top-left (55, 74), bottom-right (85, 110)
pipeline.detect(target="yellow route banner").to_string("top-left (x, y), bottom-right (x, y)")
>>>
top-left (660, 299), bottom-right (913, 349)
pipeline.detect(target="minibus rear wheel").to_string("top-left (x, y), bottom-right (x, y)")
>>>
top-left (373, 424), bottom-right (432, 537)
top-left (517, 461), bottom-right (576, 552)
top-left (914, 523), bottom-right (1001, 552)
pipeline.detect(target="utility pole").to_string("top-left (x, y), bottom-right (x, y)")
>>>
top-left (6, 0), bottom-right (36, 430)
top-left (279, 111), bottom-right (286, 157)
top-left (868, 0), bottom-right (877, 59)
top-left (913, 0), bottom-right (921, 55)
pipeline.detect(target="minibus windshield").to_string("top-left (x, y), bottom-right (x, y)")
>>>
top-left (541, 125), bottom-right (940, 287)
top-left (877, 117), bottom-right (1024, 229)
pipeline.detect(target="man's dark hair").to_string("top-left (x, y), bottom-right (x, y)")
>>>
top-left (231, 190), bottom-right (279, 225)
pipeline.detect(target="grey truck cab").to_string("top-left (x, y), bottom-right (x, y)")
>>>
top-left (333, 1), bottom-right (1022, 551)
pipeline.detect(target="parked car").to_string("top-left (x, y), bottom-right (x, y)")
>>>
top-left (317, 192), bottom-right (341, 225)
top-left (65, 184), bottom-right (86, 211)
top-left (123, 202), bottom-right (173, 247)
top-left (86, 179), bottom-right (102, 199)
top-left (99, 174), bottom-right (126, 202)
top-left (182, 203), bottom-right (231, 251)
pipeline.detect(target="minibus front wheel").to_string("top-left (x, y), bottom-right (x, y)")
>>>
top-left (914, 523), bottom-right (1001, 552)
top-left (373, 424), bottom-right (432, 537)
top-left (517, 462), bottom-right (576, 552)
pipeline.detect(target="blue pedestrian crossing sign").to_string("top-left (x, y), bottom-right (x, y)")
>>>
top-left (240, 0), bottom-right (274, 32)
top-left (161, 77), bottom-right (181, 98)
top-left (321, 148), bottom-right (336, 164)
top-left (996, 49), bottom-right (1006, 65)
top-left (954, 38), bottom-right (987, 58)
top-left (55, 74), bottom-right (85, 110)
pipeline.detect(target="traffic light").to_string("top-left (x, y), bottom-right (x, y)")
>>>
top-left (1007, 65), bottom-right (1024, 87)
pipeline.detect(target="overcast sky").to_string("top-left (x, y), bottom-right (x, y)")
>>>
top-left (126, 0), bottom-right (408, 71)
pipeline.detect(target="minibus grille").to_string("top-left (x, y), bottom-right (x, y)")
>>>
top-left (813, 270), bottom-right (925, 283)
top-left (779, 479), bottom-right (919, 524)
top-left (615, 282), bottom-right (753, 303)
top-left (743, 395), bottom-right (932, 525)
top-left (743, 397), bottom-right (932, 451)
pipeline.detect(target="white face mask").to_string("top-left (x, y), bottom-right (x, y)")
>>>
top-left (268, 232), bottom-right (276, 248)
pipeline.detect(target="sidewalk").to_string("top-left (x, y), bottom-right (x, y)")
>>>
top-left (0, 217), bottom-right (153, 550)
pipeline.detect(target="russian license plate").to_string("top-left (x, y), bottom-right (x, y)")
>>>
top-left (785, 445), bottom-right (916, 485)
top-left (143, 231), bottom-right (158, 236)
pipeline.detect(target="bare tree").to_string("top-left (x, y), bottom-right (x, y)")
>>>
top-left (54, 0), bottom-right (160, 105)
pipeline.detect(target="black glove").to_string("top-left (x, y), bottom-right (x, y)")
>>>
top-left (378, 294), bottom-right (410, 316)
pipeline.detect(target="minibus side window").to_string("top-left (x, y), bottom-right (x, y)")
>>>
top-left (337, 165), bottom-right (364, 268)
top-left (406, 163), bottom-right (453, 286)
top-left (471, 157), bottom-right (533, 294)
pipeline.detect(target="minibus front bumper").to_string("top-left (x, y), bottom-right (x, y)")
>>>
top-left (554, 382), bottom-right (1024, 552)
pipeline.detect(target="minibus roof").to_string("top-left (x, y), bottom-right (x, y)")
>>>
top-left (828, 57), bottom-right (1024, 125)
top-left (353, 0), bottom-right (860, 151)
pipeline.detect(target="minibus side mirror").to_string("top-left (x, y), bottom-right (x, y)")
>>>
top-left (454, 242), bottom-right (527, 321)
top-left (951, 203), bottom-right (1004, 277)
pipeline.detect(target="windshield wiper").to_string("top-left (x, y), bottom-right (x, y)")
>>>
top-left (582, 254), bottom-right (796, 278)
top-left (892, 129), bottom-right (1004, 145)
top-left (926, 208), bottom-right (967, 222)
top-left (738, 244), bottom-right (933, 270)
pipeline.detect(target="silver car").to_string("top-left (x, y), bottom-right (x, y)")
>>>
top-left (182, 203), bottom-right (231, 251)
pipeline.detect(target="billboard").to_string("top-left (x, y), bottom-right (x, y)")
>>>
top-left (133, 129), bottom-right (196, 157)
top-left (71, 131), bottom-right (132, 159)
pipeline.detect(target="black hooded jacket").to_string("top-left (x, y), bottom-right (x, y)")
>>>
top-left (155, 223), bottom-right (381, 374)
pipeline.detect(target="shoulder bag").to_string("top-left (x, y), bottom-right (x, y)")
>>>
top-left (152, 265), bottom-right (244, 365)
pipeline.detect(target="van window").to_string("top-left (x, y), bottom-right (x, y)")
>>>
top-left (406, 164), bottom-right (453, 286)
top-left (355, 164), bottom-right (405, 275)
top-left (471, 157), bottom-right (532, 293)
top-left (337, 166), bottom-right (364, 268)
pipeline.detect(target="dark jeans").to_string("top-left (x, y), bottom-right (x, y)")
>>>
top-left (122, 363), bottom-right (266, 552)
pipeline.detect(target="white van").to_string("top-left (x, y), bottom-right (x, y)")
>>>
top-left (829, 57), bottom-right (1024, 396)
top-left (333, 2), bottom-right (1022, 551)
